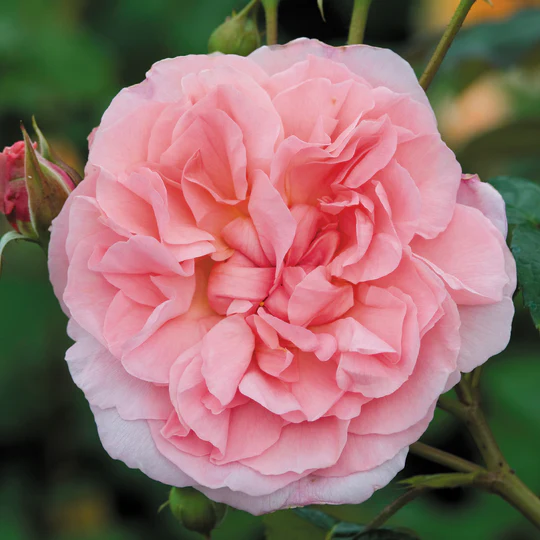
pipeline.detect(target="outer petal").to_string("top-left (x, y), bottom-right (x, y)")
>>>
top-left (93, 405), bottom-right (405, 515)
top-left (92, 406), bottom-right (194, 487)
top-left (458, 174), bottom-right (508, 236)
top-left (411, 204), bottom-right (508, 305)
top-left (455, 176), bottom-right (516, 372)
top-left (319, 405), bottom-right (434, 476)
top-left (66, 321), bottom-right (171, 421)
top-left (250, 38), bottom-right (430, 108)
top-left (198, 449), bottom-right (408, 515)
top-left (48, 169), bottom-right (99, 315)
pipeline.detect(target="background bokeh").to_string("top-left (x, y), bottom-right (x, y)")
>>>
top-left (1, 1), bottom-right (540, 538)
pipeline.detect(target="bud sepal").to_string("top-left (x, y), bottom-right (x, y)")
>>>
top-left (0, 119), bottom-right (76, 269)
top-left (208, 0), bottom-right (261, 56)
top-left (0, 231), bottom-right (28, 274)
top-left (168, 487), bottom-right (227, 537)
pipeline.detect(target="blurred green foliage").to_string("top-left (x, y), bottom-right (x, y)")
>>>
top-left (1, 1), bottom-right (540, 539)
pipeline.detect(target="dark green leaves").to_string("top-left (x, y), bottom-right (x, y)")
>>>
top-left (328, 522), bottom-right (419, 539)
top-left (292, 507), bottom-right (339, 530)
top-left (491, 176), bottom-right (540, 330)
top-left (510, 223), bottom-right (540, 330)
top-left (291, 507), bottom-right (419, 540)
top-left (490, 177), bottom-right (540, 226)
top-left (0, 231), bottom-right (26, 274)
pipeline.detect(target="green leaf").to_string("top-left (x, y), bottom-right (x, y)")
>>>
top-left (0, 231), bottom-right (26, 274)
top-left (327, 522), bottom-right (366, 538)
top-left (490, 177), bottom-right (540, 226)
top-left (293, 507), bottom-right (339, 530)
top-left (317, 0), bottom-right (326, 21)
top-left (485, 176), bottom-right (540, 332)
top-left (327, 522), bottom-right (418, 540)
top-left (399, 473), bottom-right (478, 490)
top-left (511, 223), bottom-right (540, 330)
top-left (356, 531), bottom-right (420, 540)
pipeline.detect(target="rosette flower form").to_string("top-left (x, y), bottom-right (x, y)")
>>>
top-left (49, 39), bottom-right (516, 515)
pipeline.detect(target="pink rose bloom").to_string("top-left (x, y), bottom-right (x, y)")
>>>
top-left (48, 39), bottom-right (516, 515)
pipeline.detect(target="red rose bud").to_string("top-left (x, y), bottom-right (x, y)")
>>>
top-left (0, 120), bottom-right (78, 269)
top-left (0, 141), bottom-right (33, 236)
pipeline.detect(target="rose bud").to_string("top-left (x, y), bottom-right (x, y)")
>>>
top-left (0, 120), bottom-right (78, 268)
top-left (0, 141), bottom-right (36, 239)
top-left (0, 121), bottom-right (78, 242)
top-left (169, 487), bottom-right (227, 536)
top-left (208, 3), bottom-right (261, 56)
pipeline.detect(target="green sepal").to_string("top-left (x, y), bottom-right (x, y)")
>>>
top-left (292, 507), bottom-right (339, 530)
top-left (327, 522), bottom-right (367, 539)
top-left (399, 472), bottom-right (479, 489)
top-left (317, 0), bottom-right (326, 21)
top-left (31, 116), bottom-right (53, 160)
top-left (21, 124), bottom-right (72, 244)
top-left (208, 1), bottom-right (261, 56)
top-left (0, 231), bottom-right (28, 274)
top-left (327, 522), bottom-right (419, 540)
top-left (168, 487), bottom-right (227, 536)
top-left (31, 117), bottom-right (82, 186)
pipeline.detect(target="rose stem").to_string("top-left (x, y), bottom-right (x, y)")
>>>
top-left (435, 376), bottom-right (540, 529)
top-left (409, 442), bottom-right (484, 474)
top-left (419, 0), bottom-right (478, 91)
top-left (262, 0), bottom-right (279, 45)
top-left (366, 487), bottom-right (428, 530)
top-left (237, 0), bottom-right (260, 19)
top-left (347, 0), bottom-right (373, 45)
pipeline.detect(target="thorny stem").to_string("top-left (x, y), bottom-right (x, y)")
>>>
top-left (347, 0), bottom-right (373, 45)
top-left (419, 0), bottom-right (478, 90)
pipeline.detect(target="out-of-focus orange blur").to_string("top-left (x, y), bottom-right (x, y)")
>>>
top-left (422, 0), bottom-right (540, 28)
top-left (424, 0), bottom-right (540, 146)
top-left (438, 74), bottom-right (512, 145)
